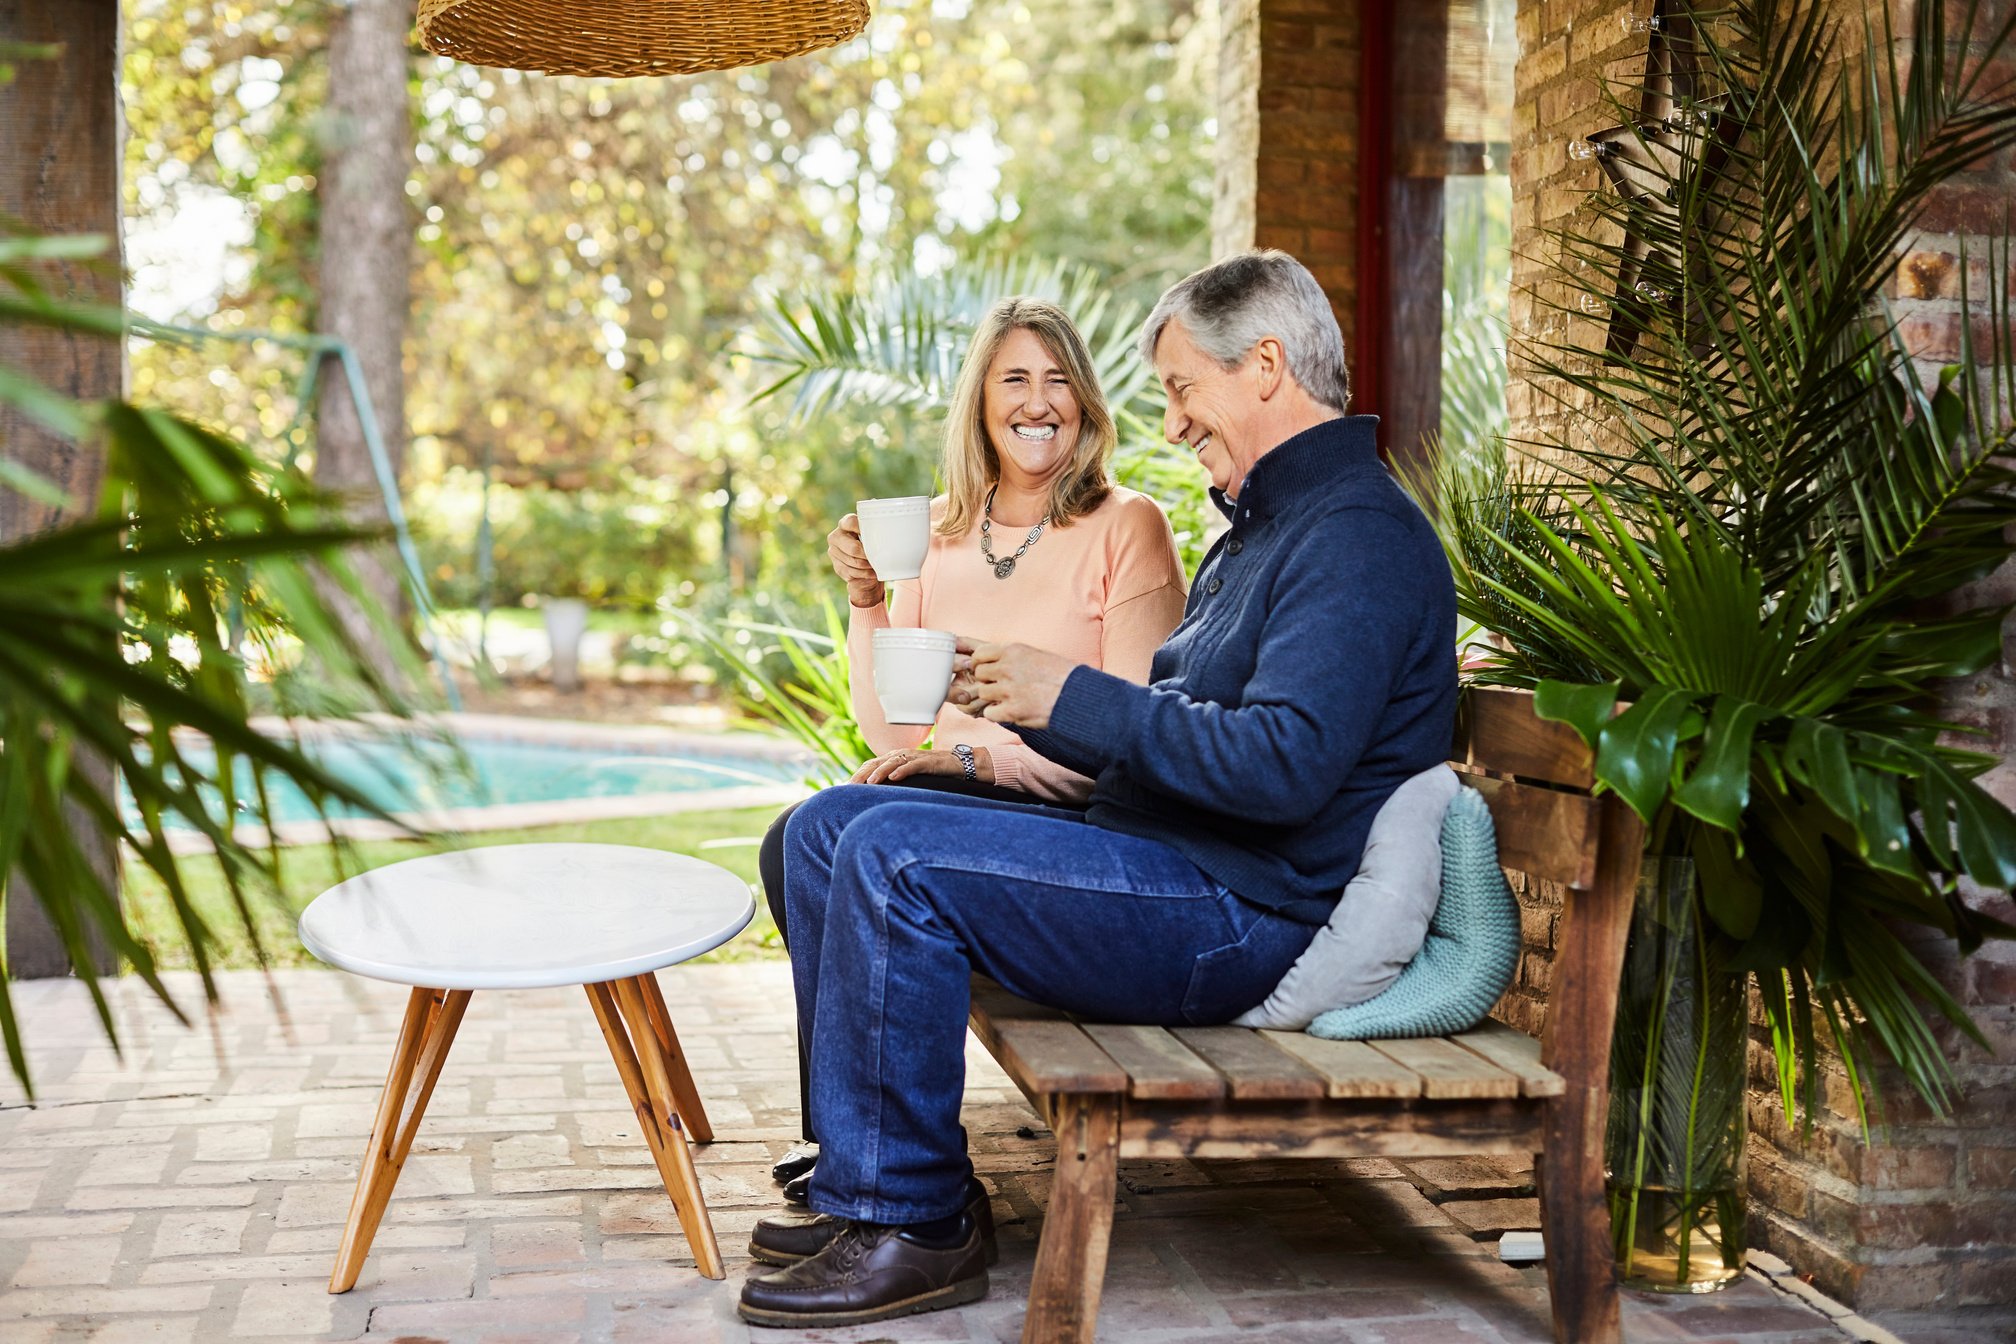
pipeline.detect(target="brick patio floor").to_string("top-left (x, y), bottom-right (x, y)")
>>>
top-left (0, 965), bottom-right (1921, 1343)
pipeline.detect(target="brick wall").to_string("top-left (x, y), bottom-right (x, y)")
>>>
top-left (1212, 0), bottom-right (1362, 353)
top-left (1500, 0), bottom-right (2016, 1322)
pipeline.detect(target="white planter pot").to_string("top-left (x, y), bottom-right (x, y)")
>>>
top-left (543, 596), bottom-right (590, 692)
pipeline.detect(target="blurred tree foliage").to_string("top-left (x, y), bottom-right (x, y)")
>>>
top-left (121, 0), bottom-right (1216, 619)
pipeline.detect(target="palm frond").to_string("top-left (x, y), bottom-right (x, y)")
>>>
top-left (0, 223), bottom-right (429, 1096)
top-left (740, 255), bottom-right (1156, 424)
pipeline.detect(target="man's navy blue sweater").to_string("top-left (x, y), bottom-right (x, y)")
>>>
top-left (1019, 415), bottom-right (1457, 925)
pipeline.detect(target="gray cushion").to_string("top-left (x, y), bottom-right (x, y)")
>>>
top-left (1233, 764), bottom-right (1460, 1030)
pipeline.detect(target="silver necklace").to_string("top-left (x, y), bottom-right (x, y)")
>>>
top-left (980, 486), bottom-right (1048, 579)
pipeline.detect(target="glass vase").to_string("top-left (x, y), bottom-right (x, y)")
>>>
top-left (1606, 853), bottom-right (1748, 1292)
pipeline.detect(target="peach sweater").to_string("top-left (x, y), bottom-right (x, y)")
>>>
top-left (847, 487), bottom-right (1188, 804)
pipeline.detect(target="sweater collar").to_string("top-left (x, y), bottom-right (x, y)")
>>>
top-left (1209, 415), bottom-right (1384, 523)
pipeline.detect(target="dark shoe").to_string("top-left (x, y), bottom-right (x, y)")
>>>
top-left (782, 1169), bottom-right (812, 1205)
top-left (737, 1217), bottom-right (988, 1329)
top-left (772, 1140), bottom-right (820, 1184)
top-left (750, 1178), bottom-right (997, 1268)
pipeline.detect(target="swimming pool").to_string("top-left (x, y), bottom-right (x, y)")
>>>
top-left (139, 718), bottom-right (814, 835)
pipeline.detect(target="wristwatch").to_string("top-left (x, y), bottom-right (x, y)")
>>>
top-left (951, 742), bottom-right (979, 782)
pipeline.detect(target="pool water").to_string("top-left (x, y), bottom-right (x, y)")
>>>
top-left (142, 735), bottom-right (807, 830)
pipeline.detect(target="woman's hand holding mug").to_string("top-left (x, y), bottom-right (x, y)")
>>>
top-left (828, 513), bottom-right (885, 609)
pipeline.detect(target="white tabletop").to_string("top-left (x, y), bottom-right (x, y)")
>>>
top-left (297, 843), bottom-right (754, 990)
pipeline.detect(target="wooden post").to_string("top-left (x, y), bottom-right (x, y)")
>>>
top-left (0, 0), bottom-right (124, 978)
top-left (1537, 796), bottom-right (1642, 1344)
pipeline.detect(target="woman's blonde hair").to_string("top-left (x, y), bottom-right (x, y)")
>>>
top-left (937, 297), bottom-right (1115, 537)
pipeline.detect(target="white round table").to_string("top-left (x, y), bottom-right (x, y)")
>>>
top-left (297, 843), bottom-right (752, 1292)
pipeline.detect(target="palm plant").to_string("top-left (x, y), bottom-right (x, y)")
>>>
top-left (741, 254), bottom-right (1214, 572)
top-left (1423, 0), bottom-right (2016, 1133)
top-left (1, 226), bottom-right (422, 1095)
top-left (672, 599), bottom-right (871, 786)
top-left (1416, 0), bottom-right (2016, 1283)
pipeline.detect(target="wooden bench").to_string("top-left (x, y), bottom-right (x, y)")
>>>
top-left (965, 687), bottom-right (1646, 1344)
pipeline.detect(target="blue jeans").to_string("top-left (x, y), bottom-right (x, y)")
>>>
top-left (782, 783), bottom-right (1316, 1224)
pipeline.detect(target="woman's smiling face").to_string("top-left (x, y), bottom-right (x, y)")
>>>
top-left (983, 326), bottom-right (1081, 490)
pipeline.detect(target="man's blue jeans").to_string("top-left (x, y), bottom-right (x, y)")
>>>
top-left (782, 783), bottom-right (1316, 1225)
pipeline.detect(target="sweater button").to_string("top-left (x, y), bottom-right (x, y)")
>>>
top-left (1206, 577), bottom-right (1223, 595)
top-left (1226, 538), bottom-right (1243, 555)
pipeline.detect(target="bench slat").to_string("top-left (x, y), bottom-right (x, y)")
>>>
top-left (968, 979), bottom-right (1125, 1098)
top-left (1451, 1020), bottom-right (1564, 1098)
top-left (1080, 1025), bottom-right (1226, 1100)
top-left (1458, 774), bottom-right (1602, 890)
top-left (1368, 1036), bottom-right (1522, 1099)
top-left (992, 1020), bottom-right (1128, 1095)
top-left (1260, 1031), bottom-right (1424, 1099)
top-left (1170, 1027), bottom-right (1327, 1100)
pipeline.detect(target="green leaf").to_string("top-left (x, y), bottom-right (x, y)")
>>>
top-left (1533, 678), bottom-right (1620, 748)
top-left (1914, 753), bottom-right (2016, 888)
top-left (0, 362), bottom-right (90, 440)
top-left (0, 454), bottom-right (70, 508)
top-left (1728, 890), bottom-right (1813, 974)
top-left (1694, 822), bottom-right (1764, 940)
top-left (1783, 719), bottom-right (1859, 824)
top-left (1596, 686), bottom-right (1695, 822)
top-left (1673, 697), bottom-right (1771, 834)
top-left (1854, 766), bottom-right (1919, 878)
top-left (1880, 613), bottom-right (2005, 679)
top-left (0, 233), bottom-right (110, 264)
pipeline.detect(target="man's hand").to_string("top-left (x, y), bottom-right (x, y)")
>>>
top-left (967, 638), bottom-right (1077, 730)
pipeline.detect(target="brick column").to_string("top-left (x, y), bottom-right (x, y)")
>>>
top-left (1213, 0), bottom-right (1362, 354)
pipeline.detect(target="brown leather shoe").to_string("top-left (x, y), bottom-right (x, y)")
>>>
top-left (749, 1178), bottom-right (996, 1268)
top-left (737, 1217), bottom-right (988, 1329)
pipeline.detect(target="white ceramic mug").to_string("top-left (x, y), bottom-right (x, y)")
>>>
top-left (871, 627), bottom-right (958, 725)
top-left (855, 496), bottom-right (932, 582)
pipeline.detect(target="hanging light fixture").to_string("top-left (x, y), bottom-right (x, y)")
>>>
top-left (416, 0), bottom-right (871, 78)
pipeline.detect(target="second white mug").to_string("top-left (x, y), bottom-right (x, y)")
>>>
top-left (871, 627), bottom-right (957, 725)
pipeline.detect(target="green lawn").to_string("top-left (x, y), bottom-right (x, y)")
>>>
top-left (123, 808), bottom-right (788, 973)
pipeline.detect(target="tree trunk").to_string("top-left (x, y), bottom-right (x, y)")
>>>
top-left (0, 0), bottom-right (123, 977)
top-left (317, 0), bottom-right (414, 661)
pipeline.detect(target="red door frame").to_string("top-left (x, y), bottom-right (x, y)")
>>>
top-left (1354, 0), bottom-right (1395, 453)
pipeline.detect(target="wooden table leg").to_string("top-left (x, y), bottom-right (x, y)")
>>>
top-left (636, 970), bottom-right (714, 1142)
top-left (1022, 1093), bottom-right (1120, 1344)
top-left (586, 978), bottom-right (725, 1279)
top-left (330, 986), bottom-right (471, 1293)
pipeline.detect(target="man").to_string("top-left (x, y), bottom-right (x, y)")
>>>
top-left (738, 250), bottom-right (1457, 1329)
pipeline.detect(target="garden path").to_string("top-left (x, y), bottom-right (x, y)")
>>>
top-left (0, 967), bottom-right (1928, 1343)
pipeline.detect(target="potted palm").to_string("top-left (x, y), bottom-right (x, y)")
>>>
top-left (1415, 0), bottom-right (2016, 1289)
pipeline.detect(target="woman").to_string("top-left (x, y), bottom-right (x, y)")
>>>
top-left (757, 296), bottom-right (1187, 1195)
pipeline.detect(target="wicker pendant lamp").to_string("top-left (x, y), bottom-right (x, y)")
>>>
top-left (416, 0), bottom-right (871, 77)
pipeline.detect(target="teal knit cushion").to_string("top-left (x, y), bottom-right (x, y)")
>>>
top-left (1307, 786), bottom-right (1518, 1041)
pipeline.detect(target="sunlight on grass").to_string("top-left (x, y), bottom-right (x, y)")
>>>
top-left (122, 807), bottom-right (787, 972)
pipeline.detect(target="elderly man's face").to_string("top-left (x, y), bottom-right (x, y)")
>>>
top-left (1153, 319), bottom-right (1251, 498)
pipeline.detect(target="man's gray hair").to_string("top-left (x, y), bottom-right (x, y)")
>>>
top-left (1138, 250), bottom-right (1350, 413)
